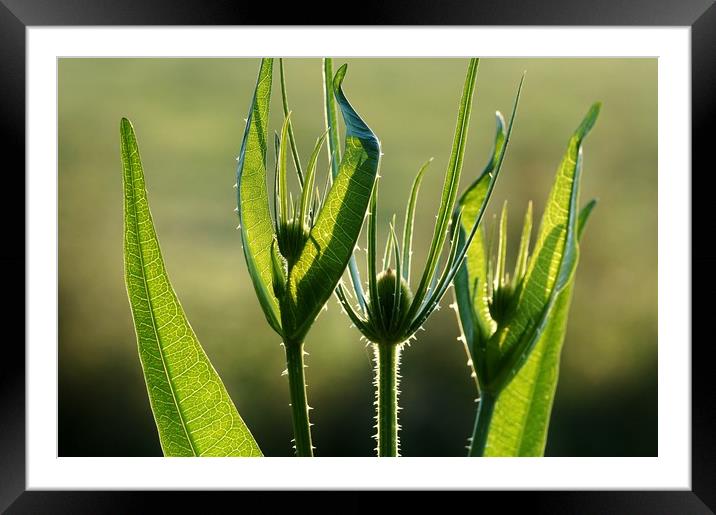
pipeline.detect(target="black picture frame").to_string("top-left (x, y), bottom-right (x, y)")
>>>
top-left (2, 1), bottom-right (713, 512)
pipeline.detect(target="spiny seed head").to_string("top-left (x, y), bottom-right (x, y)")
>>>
top-left (373, 268), bottom-right (413, 330)
top-left (488, 283), bottom-right (516, 325)
top-left (277, 218), bottom-right (310, 267)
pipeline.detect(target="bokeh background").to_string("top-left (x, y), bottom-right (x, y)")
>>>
top-left (59, 58), bottom-right (657, 457)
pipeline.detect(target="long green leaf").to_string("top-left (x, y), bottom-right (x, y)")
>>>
top-left (366, 183), bottom-right (383, 330)
top-left (281, 63), bottom-right (380, 342)
top-left (279, 58), bottom-right (304, 185)
top-left (401, 158), bottom-right (432, 283)
top-left (410, 58), bottom-right (479, 315)
top-left (236, 58), bottom-right (281, 334)
top-left (484, 200), bottom-right (596, 457)
top-left (482, 103), bottom-right (601, 456)
top-left (453, 112), bottom-right (506, 366)
top-left (121, 118), bottom-right (262, 457)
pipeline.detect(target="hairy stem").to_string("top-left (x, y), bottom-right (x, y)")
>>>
top-left (284, 341), bottom-right (314, 457)
top-left (469, 390), bottom-right (497, 456)
top-left (374, 342), bottom-right (401, 457)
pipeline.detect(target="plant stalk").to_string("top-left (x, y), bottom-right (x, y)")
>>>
top-left (284, 340), bottom-right (314, 457)
top-left (469, 390), bottom-right (497, 456)
top-left (375, 342), bottom-right (400, 457)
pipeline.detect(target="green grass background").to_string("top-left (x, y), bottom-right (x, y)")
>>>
top-left (59, 58), bottom-right (657, 457)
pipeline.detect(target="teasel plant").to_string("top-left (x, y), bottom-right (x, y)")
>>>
top-left (452, 103), bottom-right (601, 457)
top-left (236, 58), bottom-right (380, 456)
top-left (335, 58), bottom-right (525, 456)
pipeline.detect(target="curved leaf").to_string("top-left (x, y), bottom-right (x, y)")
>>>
top-left (236, 58), bottom-right (281, 334)
top-left (401, 158), bottom-right (432, 283)
top-left (324, 57), bottom-right (367, 313)
top-left (282, 64), bottom-right (380, 341)
top-left (453, 112), bottom-right (506, 364)
top-left (121, 118), bottom-right (262, 457)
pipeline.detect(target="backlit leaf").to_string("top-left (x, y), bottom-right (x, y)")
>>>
top-left (453, 112), bottom-right (506, 368)
top-left (483, 103), bottom-right (601, 456)
top-left (236, 58), bottom-right (281, 334)
top-left (121, 118), bottom-right (262, 457)
top-left (484, 199), bottom-right (596, 456)
top-left (281, 64), bottom-right (381, 342)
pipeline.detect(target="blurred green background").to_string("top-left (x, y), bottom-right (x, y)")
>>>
top-left (59, 58), bottom-right (657, 457)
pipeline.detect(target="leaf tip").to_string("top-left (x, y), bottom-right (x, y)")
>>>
top-left (588, 101), bottom-right (602, 121)
top-left (495, 111), bottom-right (506, 130)
top-left (120, 117), bottom-right (134, 134)
top-left (579, 102), bottom-right (602, 138)
top-left (333, 63), bottom-right (348, 93)
top-left (577, 198), bottom-right (598, 240)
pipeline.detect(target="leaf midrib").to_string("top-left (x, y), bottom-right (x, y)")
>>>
top-left (127, 143), bottom-right (199, 457)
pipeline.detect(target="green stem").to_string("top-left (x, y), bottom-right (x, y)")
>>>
top-left (469, 390), bottom-right (497, 457)
top-left (284, 341), bottom-right (314, 457)
top-left (375, 342), bottom-right (400, 457)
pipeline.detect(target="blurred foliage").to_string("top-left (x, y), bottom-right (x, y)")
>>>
top-left (58, 58), bottom-right (656, 457)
